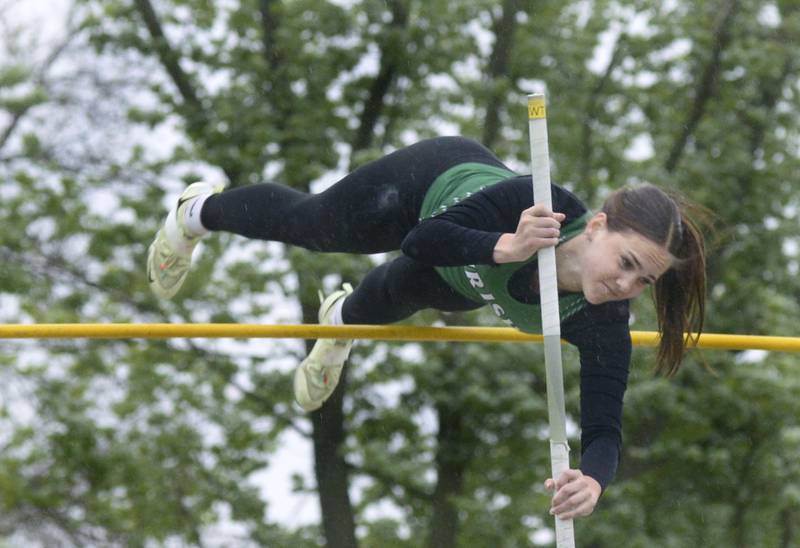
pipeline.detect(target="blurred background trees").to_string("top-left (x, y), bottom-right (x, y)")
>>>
top-left (0, 0), bottom-right (798, 546)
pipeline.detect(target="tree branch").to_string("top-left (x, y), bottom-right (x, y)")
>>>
top-left (482, 0), bottom-right (520, 149)
top-left (352, 0), bottom-right (409, 153)
top-left (180, 340), bottom-right (312, 438)
top-left (131, 0), bottom-right (202, 112)
top-left (0, 22), bottom-right (77, 152)
top-left (346, 459), bottom-right (433, 502)
top-left (579, 33), bottom-right (627, 198)
top-left (664, 0), bottom-right (741, 173)
top-left (257, 0), bottom-right (281, 72)
top-left (132, 0), bottom-right (241, 184)
top-left (0, 244), bottom-right (154, 314)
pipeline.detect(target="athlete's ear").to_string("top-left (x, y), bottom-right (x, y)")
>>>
top-left (585, 212), bottom-right (607, 240)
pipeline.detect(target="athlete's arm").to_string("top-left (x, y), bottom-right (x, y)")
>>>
top-left (402, 177), bottom-right (585, 266)
top-left (561, 300), bottom-right (631, 491)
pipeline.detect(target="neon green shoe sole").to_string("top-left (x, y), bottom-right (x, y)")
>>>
top-left (146, 181), bottom-right (224, 299)
top-left (294, 283), bottom-right (354, 411)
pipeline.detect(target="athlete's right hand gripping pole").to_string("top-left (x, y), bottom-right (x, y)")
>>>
top-left (528, 93), bottom-right (576, 548)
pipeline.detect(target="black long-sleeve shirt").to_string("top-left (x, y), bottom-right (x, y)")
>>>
top-left (401, 176), bottom-right (629, 489)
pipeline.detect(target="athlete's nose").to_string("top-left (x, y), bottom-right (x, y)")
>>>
top-left (616, 272), bottom-right (639, 297)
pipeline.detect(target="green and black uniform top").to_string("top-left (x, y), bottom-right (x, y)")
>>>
top-left (401, 163), bottom-right (631, 490)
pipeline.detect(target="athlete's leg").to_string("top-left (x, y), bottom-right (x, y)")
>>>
top-left (200, 136), bottom-right (509, 254)
top-left (342, 256), bottom-right (482, 324)
top-left (289, 137), bottom-right (504, 410)
top-left (293, 257), bottom-right (482, 410)
top-left (148, 137), bottom-right (508, 300)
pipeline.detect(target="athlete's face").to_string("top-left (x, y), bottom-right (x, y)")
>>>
top-left (580, 213), bottom-right (674, 305)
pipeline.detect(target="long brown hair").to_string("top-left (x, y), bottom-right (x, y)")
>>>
top-left (602, 183), bottom-right (707, 376)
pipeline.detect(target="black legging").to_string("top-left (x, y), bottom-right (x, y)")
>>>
top-left (201, 137), bottom-right (507, 324)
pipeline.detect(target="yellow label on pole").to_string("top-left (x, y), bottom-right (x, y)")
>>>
top-left (528, 96), bottom-right (546, 119)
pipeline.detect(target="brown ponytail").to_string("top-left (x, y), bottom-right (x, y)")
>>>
top-left (602, 184), bottom-right (708, 376)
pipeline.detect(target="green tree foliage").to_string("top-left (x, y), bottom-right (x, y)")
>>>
top-left (0, 0), bottom-right (798, 546)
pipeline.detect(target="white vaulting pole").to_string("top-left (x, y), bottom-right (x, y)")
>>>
top-left (528, 93), bottom-right (576, 548)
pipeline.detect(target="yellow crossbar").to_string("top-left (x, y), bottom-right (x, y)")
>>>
top-left (0, 324), bottom-right (798, 352)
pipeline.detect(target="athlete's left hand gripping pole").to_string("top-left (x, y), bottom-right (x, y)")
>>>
top-left (528, 93), bottom-right (576, 548)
